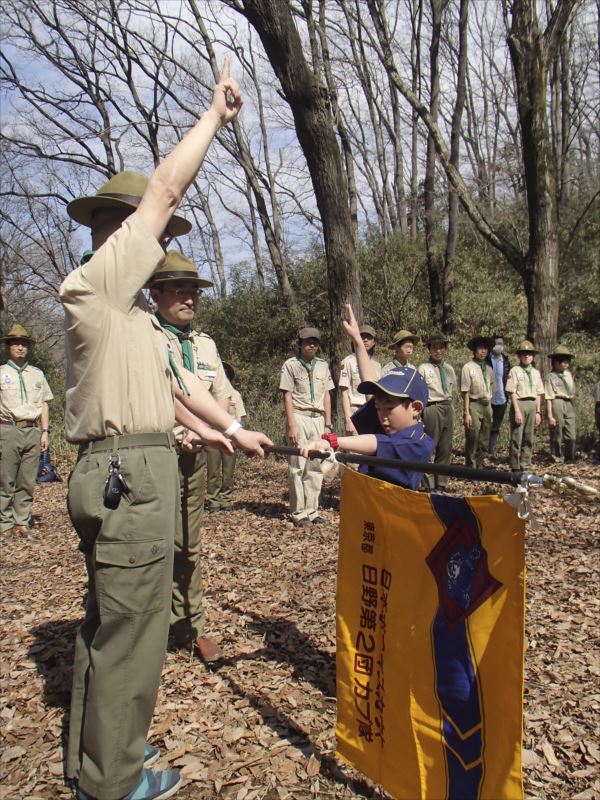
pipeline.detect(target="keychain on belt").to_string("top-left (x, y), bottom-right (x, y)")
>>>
top-left (103, 453), bottom-right (134, 509)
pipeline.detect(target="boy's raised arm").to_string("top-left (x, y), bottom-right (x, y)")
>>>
top-left (343, 304), bottom-right (379, 383)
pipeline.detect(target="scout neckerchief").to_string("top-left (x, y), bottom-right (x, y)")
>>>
top-left (473, 357), bottom-right (489, 391)
top-left (156, 312), bottom-right (191, 396)
top-left (297, 355), bottom-right (317, 402)
top-left (552, 368), bottom-right (572, 397)
top-left (521, 363), bottom-right (534, 392)
top-left (5, 360), bottom-right (29, 403)
top-left (393, 358), bottom-right (409, 369)
top-left (429, 357), bottom-right (449, 394)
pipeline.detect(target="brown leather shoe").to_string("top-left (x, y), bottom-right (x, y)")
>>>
top-left (183, 636), bottom-right (223, 663)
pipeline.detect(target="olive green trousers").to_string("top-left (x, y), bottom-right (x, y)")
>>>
top-left (0, 425), bottom-right (40, 530)
top-left (549, 398), bottom-right (576, 462)
top-left (464, 400), bottom-right (492, 468)
top-left (66, 433), bottom-right (178, 800)
top-left (422, 401), bottom-right (453, 490)
top-left (171, 450), bottom-right (207, 645)
top-left (205, 446), bottom-right (237, 509)
top-left (509, 399), bottom-right (537, 470)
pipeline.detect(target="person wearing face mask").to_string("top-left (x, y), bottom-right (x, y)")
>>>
top-left (280, 327), bottom-right (334, 527)
top-left (485, 335), bottom-right (511, 460)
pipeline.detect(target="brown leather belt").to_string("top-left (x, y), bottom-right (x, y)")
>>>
top-left (0, 419), bottom-right (39, 428)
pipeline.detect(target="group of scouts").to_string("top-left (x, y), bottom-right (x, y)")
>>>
top-left (0, 59), bottom-right (594, 800)
top-left (279, 323), bottom-right (580, 525)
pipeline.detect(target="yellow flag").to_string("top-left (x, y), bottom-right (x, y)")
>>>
top-left (336, 468), bottom-right (525, 800)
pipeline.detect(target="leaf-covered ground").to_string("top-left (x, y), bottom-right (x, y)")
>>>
top-left (1, 455), bottom-right (598, 799)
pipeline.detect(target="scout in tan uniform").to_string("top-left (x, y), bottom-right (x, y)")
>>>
top-left (506, 341), bottom-right (544, 472)
top-left (0, 325), bottom-right (53, 539)
top-left (418, 331), bottom-right (456, 490)
top-left (461, 336), bottom-right (496, 468)
top-left (206, 362), bottom-right (247, 511)
top-left (339, 324), bottom-right (381, 435)
top-left (545, 344), bottom-right (577, 463)
top-left (280, 327), bottom-right (334, 526)
top-left (149, 251), bottom-right (231, 664)
top-left (381, 329), bottom-right (419, 375)
top-left (61, 62), bottom-right (271, 800)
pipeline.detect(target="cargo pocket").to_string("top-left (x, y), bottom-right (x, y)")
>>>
top-left (95, 538), bottom-right (168, 616)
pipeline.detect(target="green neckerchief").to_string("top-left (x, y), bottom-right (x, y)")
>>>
top-left (297, 355), bottom-right (317, 402)
top-left (522, 364), bottom-right (533, 391)
top-left (430, 358), bottom-right (448, 394)
top-left (6, 360), bottom-right (29, 403)
top-left (156, 312), bottom-right (191, 396)
top-left (473, 358), bottom-right (489, 391)
top-left (552, 369), bottom-right (572, 397)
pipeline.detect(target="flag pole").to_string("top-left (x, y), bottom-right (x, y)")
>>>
top-left (263, 445), bottom-right (598, 498)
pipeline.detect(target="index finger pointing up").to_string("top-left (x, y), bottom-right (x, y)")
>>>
top-left (219, 57), bottom-right (230, 82)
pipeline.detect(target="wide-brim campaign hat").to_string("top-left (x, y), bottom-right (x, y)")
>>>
top-left (147, 251), bottom-right (213, 288)
top-left (358, 367), bottom-right (428, 407)
top-left (515, 339), bottom-right (539, 354)
top-left (467, 335), bottom-right (493, 351)
top-left (1, 323), bottom-right (34, 343)
top-left (389, 329), bottom-right (419, 348)
top-left (548, 344), bottom-right (574, 359)
top-left (359, 324), bottom-right (377, 338)
top-left (425, 330), bottom-right (449, 346)
top-left (67, 171), bottom-right (192, 238)
top-left (298, 326), bottom-right (321, 341)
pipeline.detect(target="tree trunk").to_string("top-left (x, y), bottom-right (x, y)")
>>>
top-left (237, 0), bottom-right (363, 376)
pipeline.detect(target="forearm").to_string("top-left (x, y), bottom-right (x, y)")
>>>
top-left (353, 338), bottom-right (379, 383)
top-left (174, 369), bottom-right (236, 431)
top-left (323, 391), bottom-right (332, 427)
top-left (175, 397), bottom-right (215, 439)
top-left (462, 391), bottom-right (470, 415)
top-left (341, 389), bottom-right (352, 422)
top-left (510, 393), bottom-right (520, 412)
top-left (283, 392), bottom-right (296, 429)
top-left (40, 403), bottom-right (50, 429)
top-left (338, 434), bottom-right (378, 455)
top-left (218, 397), bottom-right (231, 414)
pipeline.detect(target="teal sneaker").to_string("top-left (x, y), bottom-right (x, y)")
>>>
top-left (77, 767), bottom-right (181, 800)
top-left (74, 744), bottom-right (160, 781)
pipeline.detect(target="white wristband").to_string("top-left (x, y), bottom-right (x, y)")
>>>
top-left (223, 419), bottom-right (242, 438)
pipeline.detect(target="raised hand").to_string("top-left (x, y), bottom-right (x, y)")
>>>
top-left (342, 303), bottom-right (362, 343)
top-left (210, 58), bottom-right (243, 127)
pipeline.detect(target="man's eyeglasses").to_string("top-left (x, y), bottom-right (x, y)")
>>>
top-left (162, 287), bottom-right (203, 298)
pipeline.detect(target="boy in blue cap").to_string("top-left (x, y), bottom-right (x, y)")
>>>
top-left (302, 306), bottom-right (434, 490)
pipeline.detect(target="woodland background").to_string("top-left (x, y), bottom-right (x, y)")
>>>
top-left (1, 0), bottom-right (599, 448)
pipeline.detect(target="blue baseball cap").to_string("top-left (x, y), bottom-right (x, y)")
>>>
top-left (357, 367), bottom-right (429, 406)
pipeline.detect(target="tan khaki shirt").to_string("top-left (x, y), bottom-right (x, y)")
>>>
top-left (228, 387), bottom-right (246, 421)
top-left (279, 357), bottom-right (334, 413)
top-left (160, 326), bottom-right (231, 442)
top-left (461, 360), bottom-right (496, 401)
top-left (59, 216), bottom-right (175, 443)
top-left (418, 361), bottom-right (456, 402)
top-left (544, 370), bottom-right (575, 400)
top-left (0, 364), bottom-right (53, 422)
top-left (382, 359), bottom-right (415, 375)
top-left (338, 353), bottom-right (382, 407)
top-left (506, 365), bottom-right (544, 399)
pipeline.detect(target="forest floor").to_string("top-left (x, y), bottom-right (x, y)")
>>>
top-left (1, 453), bottom-right (599, 800)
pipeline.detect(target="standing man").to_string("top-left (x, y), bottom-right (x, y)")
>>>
top-left (381, 329), bottom-right (419, 374)
top-left (506, 341), bottom-right (544, 472)
top-left (418, 331), bottom-right (456, 491)
top-left (339, 324), bottom-right (381, 435)
top-left (149, 251), bottom-right (230, 663)
top-left (461, 336), bottom-right (496, 468)
top-left (280, 327), bottom-right (334, 527)
top-left (1, 324), bottom-right (53, 540)
top-left (62, 62), bottom-right (271, 800)
top-left (486, 334), bottom-right (511, 459)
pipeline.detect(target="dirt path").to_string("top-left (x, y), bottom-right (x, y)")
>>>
top-left (1, 457), bottom-right (598, 799)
